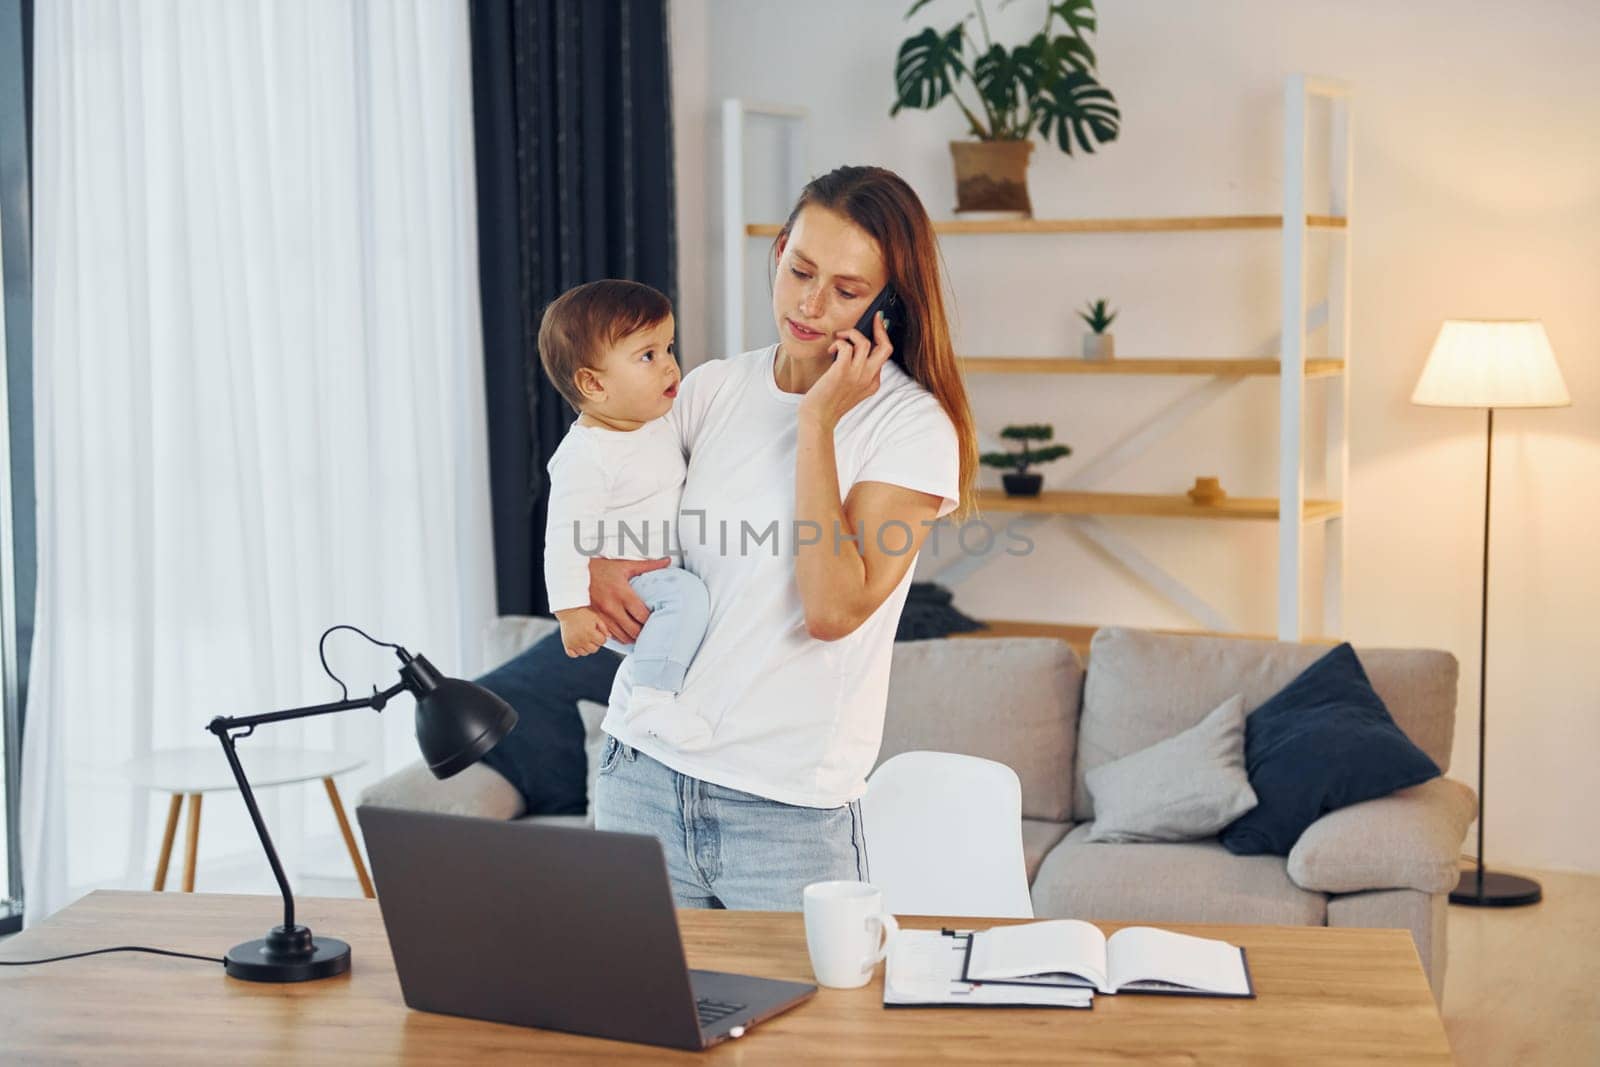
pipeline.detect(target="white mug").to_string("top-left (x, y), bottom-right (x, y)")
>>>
top-left (802, 880), bottom-right (900, 989)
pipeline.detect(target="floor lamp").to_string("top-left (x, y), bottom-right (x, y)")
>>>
top-left (1411, 319), bottom-right (1570, 908)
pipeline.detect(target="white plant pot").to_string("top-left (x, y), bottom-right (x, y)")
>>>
top-left (1082, 332), bottom-right (1115, 361)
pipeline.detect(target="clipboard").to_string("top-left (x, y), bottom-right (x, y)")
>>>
top-left (882, 929), bottom-right (1094, 1010)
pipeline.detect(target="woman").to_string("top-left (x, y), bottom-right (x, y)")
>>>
top-left (588, 165), bottom-right (978, 909)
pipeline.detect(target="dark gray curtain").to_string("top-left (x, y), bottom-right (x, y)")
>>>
top-left (469, 0), bottom-right (679, 617)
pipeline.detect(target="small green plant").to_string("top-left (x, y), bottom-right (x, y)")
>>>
top-left (1077, 298), bottom-right (1117, 334)
top-left (890, 0), bottom-right (1120, 154)
top-left (979, 424), bottom-right (1072, 474)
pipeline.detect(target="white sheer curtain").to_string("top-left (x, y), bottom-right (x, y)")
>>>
top-left (23, 0), bottom-right (495, 924)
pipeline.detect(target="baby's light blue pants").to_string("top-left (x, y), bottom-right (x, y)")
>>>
top-left (600, 565), bottom-right (711, 692)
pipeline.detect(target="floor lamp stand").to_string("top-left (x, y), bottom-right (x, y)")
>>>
top-left (1450, 406), bottom-right (1542, 908)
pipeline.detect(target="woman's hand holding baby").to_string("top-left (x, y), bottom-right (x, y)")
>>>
top-left (555, 606), bottom-right (611, 657)
top-left (587, 556), bottom-right (672, 643)
top-left (797, 310), bottom-right (894, 432)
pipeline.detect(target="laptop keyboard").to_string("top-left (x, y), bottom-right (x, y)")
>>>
top-left (696, 997), bottom-right (747, 1028)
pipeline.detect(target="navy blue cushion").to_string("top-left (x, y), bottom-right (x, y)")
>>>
top-left (474, 626), bottom-right (621, 816)
top-left (1219, 643), bottom-right (1440, 856)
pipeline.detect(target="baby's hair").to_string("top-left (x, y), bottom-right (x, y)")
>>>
top-left (538, 279), bottom-right (672, 413)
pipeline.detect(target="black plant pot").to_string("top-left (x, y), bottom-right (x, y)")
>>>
top-left (1002, 472), bottom-right (1043, 497)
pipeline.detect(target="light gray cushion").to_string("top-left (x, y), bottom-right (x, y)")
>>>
top-left (1084, 694), bottom-right (1257, 843)
top-left (1074, 627), bottom-right (1458, 821)
top-left (1021, 819), bottom-right (1072, 884)
top-left (357, 759), bottom-right (525, 821)
top-left (878, 637), bottom-right (1083, 822)
top-left (577, 699), bottom-right (609, 824)
top-left (1031, 823), bottom-right (1327, 927)
top-left (480, 615), bottom-right (560, 672)
top-left (1287, 776), bottom-right (1477, 894)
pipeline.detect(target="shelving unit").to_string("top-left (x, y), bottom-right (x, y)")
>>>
top-left (957, 356), bottom-right (1346, 378)
top-left (746, 214), bottom-right (1347, 236)
top-left (972, 490), bottom-right (1342, 523)
top-left (722, 75), bottom-right (1352, 642)
top-left (949, 620), bottom-right (1342, 663)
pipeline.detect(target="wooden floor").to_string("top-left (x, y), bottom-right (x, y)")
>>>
top-left (6, 864), bottom-right (1595, 1062)
top-left (1443, 864), bottom-right (1600, 1066)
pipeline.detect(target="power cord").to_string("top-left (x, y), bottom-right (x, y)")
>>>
top-left (0, 945), bottom-right (224, 967)
top-left (318, 623), bottom-right (403, 702)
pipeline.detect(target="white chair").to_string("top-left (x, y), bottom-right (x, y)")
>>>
top-left (861, 751), bottom-right (1034, 919)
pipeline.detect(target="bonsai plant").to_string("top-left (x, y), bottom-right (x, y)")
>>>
top-left (890, 0), bottom-right (1121, 216)
top-left (980, 424), bottom-right (1072, 497)
top-left (1078, 297), bottom-right (1117, 360)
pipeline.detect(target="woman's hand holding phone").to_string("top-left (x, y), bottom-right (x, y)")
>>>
top-left (798, 310), bottom-right (895, 432)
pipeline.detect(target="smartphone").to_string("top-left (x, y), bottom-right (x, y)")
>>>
top-left (838, 284), bottom-right (905, 365)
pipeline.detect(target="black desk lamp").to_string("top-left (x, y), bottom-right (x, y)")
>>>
top-left (205, 626), bottom-right (517, 981)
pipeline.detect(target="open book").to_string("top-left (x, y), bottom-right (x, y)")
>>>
top-left (962, 920), bottom-right (1254, 998)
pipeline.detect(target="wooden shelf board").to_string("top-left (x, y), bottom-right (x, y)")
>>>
top-left (958, 356), bottom-right (1345, 378)
top-left (973, 489), bottom-right (1342, 523)
top-left (950, 620), bottom-right (1340, 658)
top-left (746, 215), bottom-right (1347, 237)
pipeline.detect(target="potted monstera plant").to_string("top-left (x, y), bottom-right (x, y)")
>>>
top-left (980, 424), bottom-right (1072, 496)
top-left (891, 0), bottom-right (1121, 216)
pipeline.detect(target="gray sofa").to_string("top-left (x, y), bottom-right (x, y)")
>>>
top-left (361, 617), bottom-right (1474, 1000)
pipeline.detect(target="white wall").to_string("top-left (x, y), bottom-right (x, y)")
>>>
top-left (669, 0), bottom-right (711, 373)
top-left (670, 0), bottom-right (1600, 874)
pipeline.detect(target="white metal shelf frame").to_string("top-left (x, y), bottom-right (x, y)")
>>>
top-left (721, 99), bottom-right (808, 359)
top-left (1280, 74), bottom-right (1352, 641)
top-left (720, 74), bottom-right (1351, 642)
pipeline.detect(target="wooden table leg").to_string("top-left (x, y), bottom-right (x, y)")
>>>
top-left (323, 777), bottom-right (375, 899)
top-left (153, 794), bottom-right (183, 891)
top-left (182, 793), bottom-right (203, 892)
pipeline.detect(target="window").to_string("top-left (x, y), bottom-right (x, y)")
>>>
top-left (0, 0), bottom-right (33, 935)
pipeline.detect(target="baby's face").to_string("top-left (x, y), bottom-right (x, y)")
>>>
top-left (588, 315), bottom-right (680, 423)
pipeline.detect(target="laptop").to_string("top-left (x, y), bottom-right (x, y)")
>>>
top-left (355, 805), bottom-right (817, 1051)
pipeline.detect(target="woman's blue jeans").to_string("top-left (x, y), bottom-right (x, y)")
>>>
top-left (594, 736), bottom-right (869, 910)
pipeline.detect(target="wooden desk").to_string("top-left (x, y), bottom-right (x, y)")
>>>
top-left (0, 891), bottom-right (1452, 1063)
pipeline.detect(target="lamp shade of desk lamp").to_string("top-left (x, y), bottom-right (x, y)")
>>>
top-left (1411, 319), bottom-right (1569, 908)
top-left (206, 642), bottom-right (517, 980)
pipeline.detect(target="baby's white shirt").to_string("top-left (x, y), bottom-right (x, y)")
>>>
top-left (542, 415), bottom-right (686, 613)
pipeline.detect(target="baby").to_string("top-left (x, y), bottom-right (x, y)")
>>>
top-left (537, 279), bottom-right (712, 746)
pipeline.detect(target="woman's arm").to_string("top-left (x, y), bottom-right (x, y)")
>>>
top-left (794, 313), bottom-right (947, 641)
top-left (794, 439), bottom-right (944, 640)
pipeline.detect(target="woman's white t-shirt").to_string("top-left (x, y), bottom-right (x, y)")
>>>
top-left (601, 343), bottom-right (961, 808)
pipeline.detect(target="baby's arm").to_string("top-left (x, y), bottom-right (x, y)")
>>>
top-left (543, 435), bottom-right (616, 648)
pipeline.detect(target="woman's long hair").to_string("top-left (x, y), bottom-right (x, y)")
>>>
top-left (771, 165), bottom-right (979, 521)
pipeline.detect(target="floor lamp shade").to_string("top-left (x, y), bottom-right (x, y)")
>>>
top-left (1412, 320), bottom-right (1571, 410)
top-left (1412, 318), bottom-right (1568, 908)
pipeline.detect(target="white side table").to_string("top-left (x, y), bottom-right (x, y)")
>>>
top-left (121, 746), bottom-right (374, 898)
